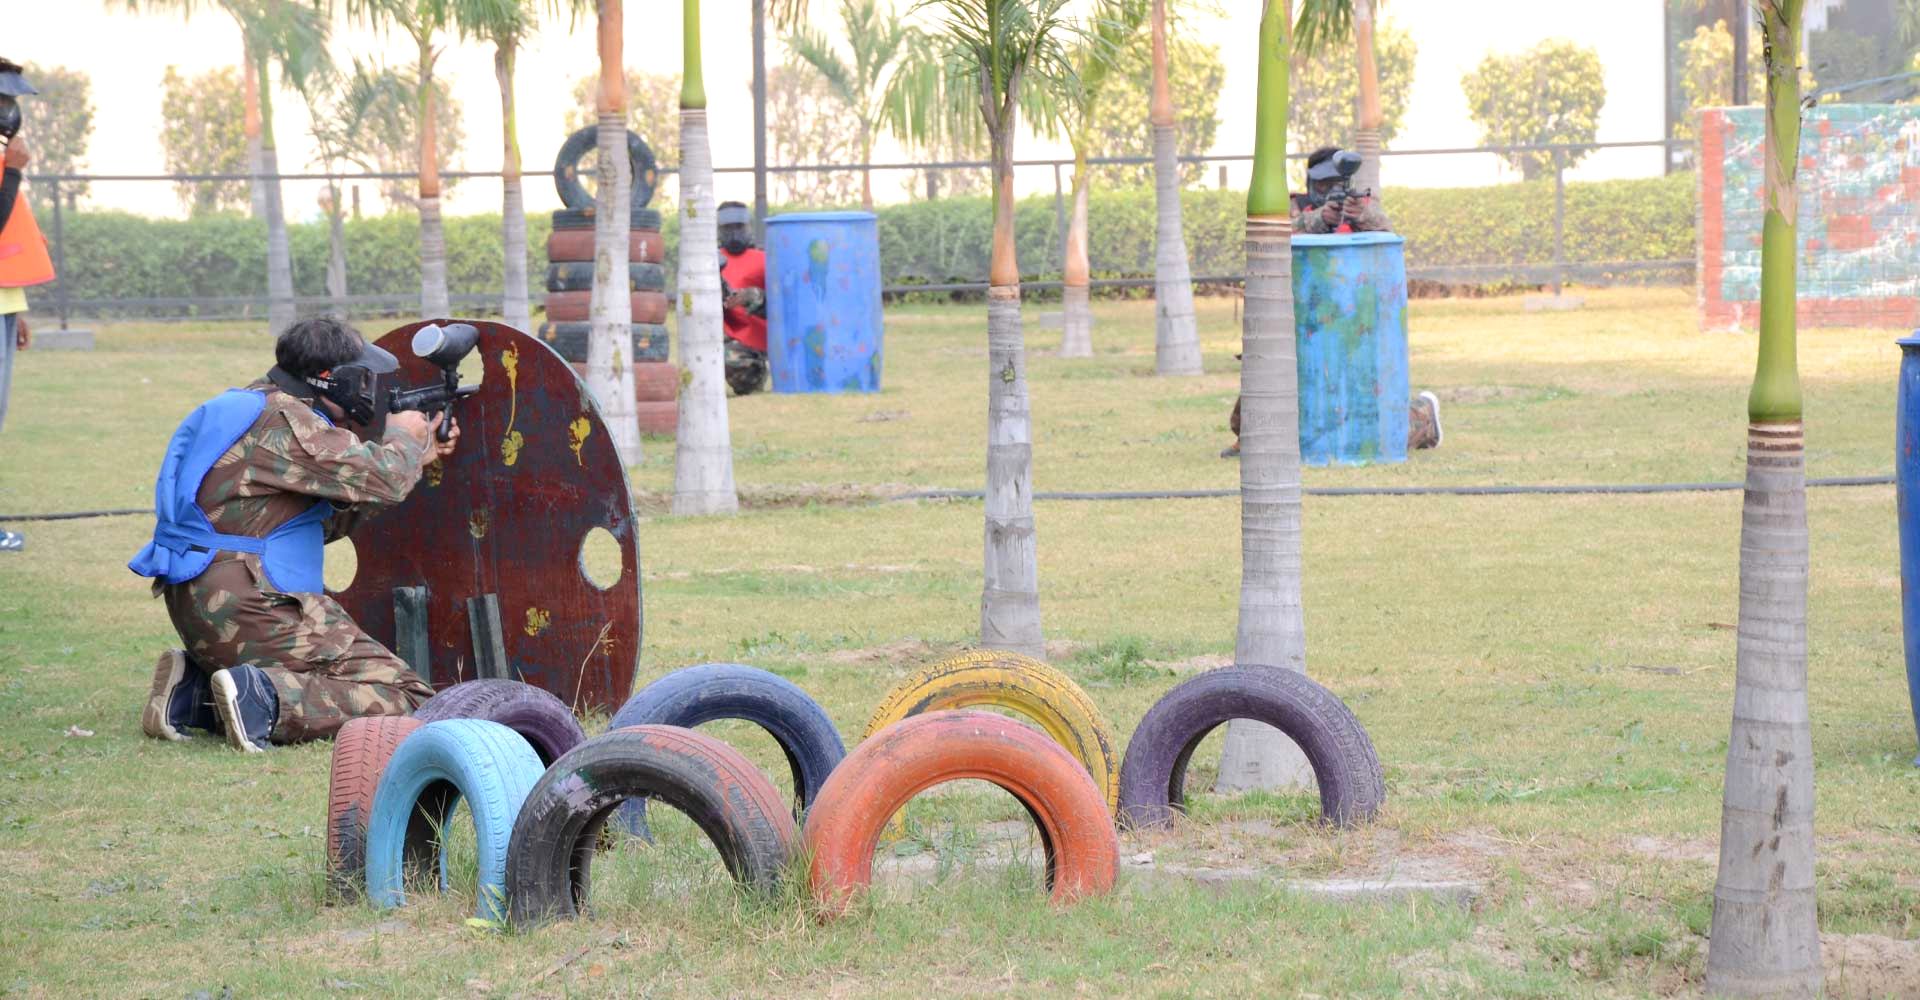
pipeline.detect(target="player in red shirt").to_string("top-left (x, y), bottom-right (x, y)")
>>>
top-left (717, 201), bottom-right (769, 395)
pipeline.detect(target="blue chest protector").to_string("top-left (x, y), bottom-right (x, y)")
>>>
top-left (127, 389), bottom-right (330, 594)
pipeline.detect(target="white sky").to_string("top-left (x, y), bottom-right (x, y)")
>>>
top-left (9, 0), bottom-right (1667, 220)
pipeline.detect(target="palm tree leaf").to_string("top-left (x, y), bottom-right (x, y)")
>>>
top-left (1294, 0), bottom-right (1356, 59)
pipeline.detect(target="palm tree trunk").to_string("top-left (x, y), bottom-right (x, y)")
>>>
top-left (1705, 2), bottom-right (1821, 994)
top-left (1218, 0), bottom-right (1312, 793)
top-left (242, 46), bottom-right (267, 221)
top-left (325, 180), bottom-right (348, 305)
top-left (861, 133), bottom-right (875, 212)
top-left (417, 36), bottom-right (450, 319)
top-left (255, 49), bottom-right (295, 336)
top-left (1149, 0), bottom-right (1202, 377)
top-left (672, 107), bottom-right (739, 514)
top-left (981, 124), bottom-right (1043, 658)
top-left (497, 41), bottom-right (531, 334)
top-left (1058, 143), bottom-right (1093, 358)
top-left (590, 0), bottom-right (642, 465)
top-left (671, 0), bottom-right (738, 514)
top-left (1351, 0), bottom-right (1384, 201)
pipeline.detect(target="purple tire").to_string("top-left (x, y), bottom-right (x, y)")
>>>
top-left (412, 679), bottom-right (587, 767)
top-left (1116, 666), bottom-right (1384, 830)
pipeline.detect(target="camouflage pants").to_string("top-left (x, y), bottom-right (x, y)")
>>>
top-left (162, 554), bottom-right (433, 744)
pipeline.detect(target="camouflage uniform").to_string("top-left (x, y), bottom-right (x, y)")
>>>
top-left (158, 381), bottom-right (435, 744)
top-left (1291, 195), bottom-right (1391, 235)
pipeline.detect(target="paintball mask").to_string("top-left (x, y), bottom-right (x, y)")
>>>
top-left (1306, 149), bottom-right (1365, 207)
top-left (270, 338), bottom-right (402, 436)
top-left (717, 203), bottom-right (754, 254)
top-left (0, 60), bottom-right (37, 142)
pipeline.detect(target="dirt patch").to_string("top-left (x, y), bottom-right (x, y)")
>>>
top-left (1823, 933), bottom-right (1920, 999)
top-left (1150, 653), bottom-right (1233, 674)
top-left (825, 639), bottom-right (951, 667)
top-left (1437, 385), bottom-right (1534, 405)
top-left (1625, 835), bottom-right (1717, 865)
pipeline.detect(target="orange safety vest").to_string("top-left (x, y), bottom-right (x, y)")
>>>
top-left (0, 189), bottom-right (54, 288)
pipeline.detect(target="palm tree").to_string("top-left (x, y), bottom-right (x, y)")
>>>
top-left (242, 51), bottom-right (267, 220)
top-left (119, 0), bottom-right (325, 336)
top-left (1148, 0), bottom-right (1202, 376)
top-left (1705, 1), bottom-right (1822, 994)
top-left (588, 0), bottom-right (643, 464)
top-left (894, 0), bottom-right (1077, 657)
top-left (1056, 0), bottom-right (1146, 358)
top-left (1296, 0), bottom-right (1384, 199)
top-left (1215, 0), bottom-right (1311, 792)
top-left (345, 0), bottom-right (459, 319)
top-left (786, 0), bottom-right (915, 212)
top-left (305, 61), bottom-right (410, 312)
top-left (673, 0), bottom-right (740, 511)
top-left (450, 0), bottom-right (537, 334)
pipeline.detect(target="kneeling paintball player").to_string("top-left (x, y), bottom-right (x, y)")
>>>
top-left (130, 318), bottom-right (458, 752)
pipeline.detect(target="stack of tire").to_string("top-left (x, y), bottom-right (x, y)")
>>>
top-left (321, 651), bottom-right (1383, 927)
top-left (540, 124), bottom-right (679, 437)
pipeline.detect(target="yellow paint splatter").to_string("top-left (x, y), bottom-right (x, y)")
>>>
top-left (424, 459), bottom-right (445, 487)
top-left (469, 507), bottom-right (490, 539)
top-left (500, 345), bottom-right (523, 466)
top-left (523, 607), bottom-right (551, 637)
top-left (568, 416), bottom-right (593, 466)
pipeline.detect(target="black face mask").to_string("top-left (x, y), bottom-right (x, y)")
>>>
top-left (722, 237), bottom-right (751, 254)
top-left (0, 99), bottom-right (19, 142)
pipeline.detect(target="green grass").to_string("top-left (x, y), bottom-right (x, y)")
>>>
top-left (2, 288), bottom-right (1918, 997)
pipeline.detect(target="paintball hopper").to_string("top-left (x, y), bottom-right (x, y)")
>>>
top-left (410, 321), bottom-right (479, 370)
top-left (1307, 149), bottom-right (1364, 184)
top-left (395, 322), bottom-right (481, 442)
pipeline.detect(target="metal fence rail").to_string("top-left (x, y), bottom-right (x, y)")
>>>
top-left (23, 138), bottom-right (1694, 327)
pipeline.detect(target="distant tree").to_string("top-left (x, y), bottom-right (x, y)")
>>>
top-left (19, 64), bottom-right (93, 207)
top-left (786, 0), bottom-right (916, 209)
top-left (1461, 39), bottom-right (1607, 179)
top-left (1288, 21), bottom-right (1413, 158)
top-left (330, 66), bottom-right (465, 211)
top-left (1677, 19), bottom-right (1765, 139)
top-left (565, 69), bottom-right (680, 166)
top-left (1085, 35), bottom-right (1223, 188)
top-left (767, 63), bottom-right (862, 206)
top-left (158, 66), bottom-right (251, 215)
top-left (897, 131), bottom-right (991, 199)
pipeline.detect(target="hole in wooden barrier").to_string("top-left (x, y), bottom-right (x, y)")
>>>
top-left (324, 537), bottom-right (357, 594)
top-left (579, 527), bottom-right (622, 590)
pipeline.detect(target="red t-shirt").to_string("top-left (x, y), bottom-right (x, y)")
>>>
top-left (720, 247), bottom-right (768, 353)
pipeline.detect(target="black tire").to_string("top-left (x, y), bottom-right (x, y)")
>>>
top-left (545, 260), bottom-right (667, 294)
top-left (1116, 666), bottom-right (1384, 830)
top-left (552, 125), bottom-right (660, 212)
top-left (537, 322), bottom-right (669, 364)
top-left (411, 679), bottom-right (587, 768)
top-left (607, 663), bottom-right (846, 838)
top-left (550, 207), bottom-right (664, 233)
top-left (506, 725), bottom-right (797, 927)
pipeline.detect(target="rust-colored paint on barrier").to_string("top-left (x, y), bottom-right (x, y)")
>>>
top-left (804, 710), bottom-right (1118, 917)
top-left (330, 320), bottom-right (641, 713)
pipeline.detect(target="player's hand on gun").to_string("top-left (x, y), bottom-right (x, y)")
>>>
top-left (4, 135), bottom-right (29, 170)
top-left (1341, 194), bottom-right (1366, 225)
top-left (429, 414), bottom-right (460, 460)
top-left (1319, 199), bottom-right (1342, 227)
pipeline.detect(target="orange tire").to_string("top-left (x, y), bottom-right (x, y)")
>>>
top-left (326, 716), bottom-right (422, 896)
top-left (636, 400), bottom-right (678, 436)
top-left (632, 361), bottom-right (680, 403)
top-left (545, 228), bottom-right (665, 264)
top-left (803, 710), bottom-right (1118, 917)
top-left (542, 290), bottom-right (669, 324)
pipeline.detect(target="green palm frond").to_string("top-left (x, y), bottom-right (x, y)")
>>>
top-left (120, 0), bottom-right (333, 90)
top-left (1293, 0), bottom-right (1357, 59)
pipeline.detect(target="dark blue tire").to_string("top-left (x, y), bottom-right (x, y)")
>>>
top-left (364, 719), bottom-right (545, 923)
top-left (608, 663), bottom-right (846, 837)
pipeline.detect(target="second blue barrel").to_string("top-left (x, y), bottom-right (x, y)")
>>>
top-left (764, 211), bottom-right (884, 393)
top-left (1291, 232), bottom-right (1410, 466)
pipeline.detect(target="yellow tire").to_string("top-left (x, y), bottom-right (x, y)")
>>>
top-left (863, 650), bottom-right (1120, 813)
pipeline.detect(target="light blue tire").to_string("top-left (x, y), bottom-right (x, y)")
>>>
top-left (364, 719), bottom-right (545, 923)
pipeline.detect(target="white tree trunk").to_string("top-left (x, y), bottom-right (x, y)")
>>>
top-left (589, 110), bottom-right (642, 465)
top-left (1218, 214), bottom-right (1313, 792)
top-left (1351, 0), bottom-right (1384, 202)
top-left (260, 144), bottom-right (296, 335)
top-left (1152, 123), bottom-right (1203, 376)
top-left (1353, 127), bottom-right (1383, 208)
top-left (419, 195), bottom-right (450, 318)
top-left (247, 137), bottom-right (268, 221)
top-left (1058, 177), bottom-right (1093, 358)
top-left (501, 180), bottom-right (530, 332)
top-left (672, 109), bottom-right (739, 515)
top-left (983, 284), bottom-right (1043, 657)
top-left (325, 183), bottom-right (348, 305)
top-left (1705, 423), bottom-right (1822, 997)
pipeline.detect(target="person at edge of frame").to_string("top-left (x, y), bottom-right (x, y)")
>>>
top-left (1221, 145), bottom-right (1441, 459)
top-left (128, 317), bottom-right (459, 753)
top-left (717, 200), bottom-right (771, 396)
top-left (0, 57), bottom-right (57, 552)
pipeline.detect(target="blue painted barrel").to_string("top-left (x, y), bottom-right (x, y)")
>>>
top-left (764, 212), bottom-right (884, 393)
top-left (1895, 332), bottom-right (1920, 765)
top-left (1291, 232), bottom-right (1410, 466)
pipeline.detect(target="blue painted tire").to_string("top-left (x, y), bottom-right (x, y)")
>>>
top-left (608, 663), bottom-right (846, 837)
top-left (364, 719), bottom-right (545, 923)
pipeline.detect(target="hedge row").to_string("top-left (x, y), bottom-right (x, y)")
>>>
top-left (28, 172), bottom-right (1693, 314)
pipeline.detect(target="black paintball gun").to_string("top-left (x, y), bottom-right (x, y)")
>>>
top-left (391, 322), bottom-right (482, 442)
top-left (1309, 149), bottom-right (1370, 221)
